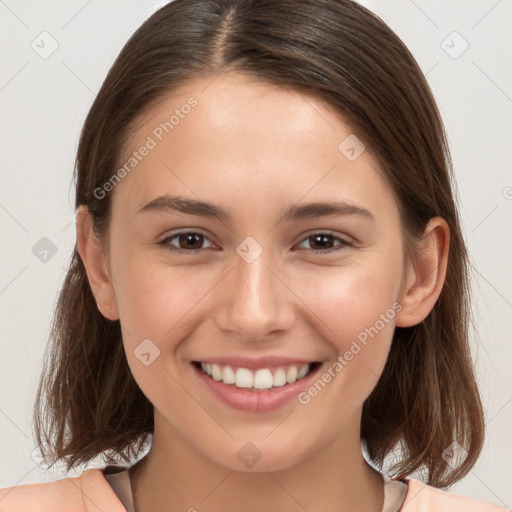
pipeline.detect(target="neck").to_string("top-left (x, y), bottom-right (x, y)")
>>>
top-left (129, 411), bottom-right (384, 512)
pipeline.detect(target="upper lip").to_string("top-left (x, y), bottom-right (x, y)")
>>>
top-left (192, 356), bottom-right (321, 371)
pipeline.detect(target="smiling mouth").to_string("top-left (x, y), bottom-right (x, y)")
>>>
top-left (192, 361), bottom-right (321, 392)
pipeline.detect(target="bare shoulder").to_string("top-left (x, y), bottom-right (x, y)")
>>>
top-left (402, 478), bottom-right (510, 512)
top-left (0, 468), bottom-right (126, 512)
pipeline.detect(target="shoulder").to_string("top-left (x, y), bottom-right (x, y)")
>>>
top-left (0, 467), bottom-right (126, 512)
top-left (402, 478), bottom-right (510, 512)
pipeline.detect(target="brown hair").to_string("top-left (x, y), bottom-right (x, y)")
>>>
top-left (33, 0), bottom-right (485, 487)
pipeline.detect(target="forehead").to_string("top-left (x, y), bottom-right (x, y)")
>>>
top-left (110, 72), bottom-right (397, 224)
top-left (124, 72), bottom-right (345, 155)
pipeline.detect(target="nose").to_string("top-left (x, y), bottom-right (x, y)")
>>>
top-left (212, 245), bottom-right (296, 342)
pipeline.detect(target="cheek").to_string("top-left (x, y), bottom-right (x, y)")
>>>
top-left (290, 277), bottom-right (400, 429)
top-left (294, 257), bottom-right (403, 388)
top-left (113, 259), bottom-right (214, 406)
top-left (111, 252), bottom-right (215, 352)
top-left (300, 258), bottom-right (401, 336)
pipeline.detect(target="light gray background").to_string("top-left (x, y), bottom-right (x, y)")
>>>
top-left (0, 0), bottom-right (511, 507)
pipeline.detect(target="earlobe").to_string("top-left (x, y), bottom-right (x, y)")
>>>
top-left (75, 205), bottom-right (119, 321)
top-left (395, 217), bottom-right (450, 327)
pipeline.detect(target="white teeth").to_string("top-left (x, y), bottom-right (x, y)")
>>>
top-left (297, 363), bottom-right (309, 379)
top-left (211, 364), bottom-right (223, 381)
top-left (198, 362), bottom-right (315, 390)
top-left (222, 365), bottom-right (236, 384)
top-left (273, 367), bottom-right (287, 387)
top-left (286, 366), bottom-right (298, 383)
top-left (235, 368), bottom-right (253, 388)
top-left (253, 369), bottom-right (273, 389)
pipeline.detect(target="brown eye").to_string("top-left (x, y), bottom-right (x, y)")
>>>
top-left (297, 232), bottom-right (353, 254)
top-left (161, 231), bottom-right (214, 253)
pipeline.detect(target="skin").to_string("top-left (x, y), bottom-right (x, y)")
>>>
top-left (77, 72), bottom-right (449, 512)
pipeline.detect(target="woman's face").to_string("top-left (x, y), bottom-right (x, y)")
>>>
top-left (104, 72), bottom-right (409, 471)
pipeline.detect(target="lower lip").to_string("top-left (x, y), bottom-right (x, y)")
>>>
top-left (192, 363), bottom-right (321, 412)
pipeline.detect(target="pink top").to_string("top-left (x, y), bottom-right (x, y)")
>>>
top-left (0, 465), bottom-right (508, 511)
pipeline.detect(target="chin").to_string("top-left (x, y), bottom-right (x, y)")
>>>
top-left (202, 435), bottom-right (312, 473)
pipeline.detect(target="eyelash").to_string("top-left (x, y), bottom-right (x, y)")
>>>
top-left (159, 230), bottom-right (354, 255)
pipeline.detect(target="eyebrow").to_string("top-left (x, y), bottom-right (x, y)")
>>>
top-left (137, 194), bottom-right (375, 222)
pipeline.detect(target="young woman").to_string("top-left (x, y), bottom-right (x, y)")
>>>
top-left (0, 0), bottom-right (508, 510)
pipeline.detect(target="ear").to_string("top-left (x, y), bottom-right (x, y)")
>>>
top-left (75, 205), bottom-right (119, 321)
top-left (395, 217), bottom-right (450, 327)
